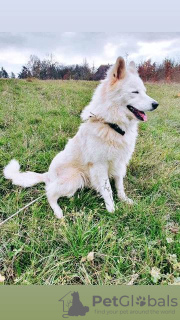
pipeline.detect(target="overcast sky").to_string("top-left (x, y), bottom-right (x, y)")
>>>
top-left (0, 32), bottom-right (180, 75)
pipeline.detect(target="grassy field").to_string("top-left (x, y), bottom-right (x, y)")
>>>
top-left (0, 79), bottom-right (179, 285)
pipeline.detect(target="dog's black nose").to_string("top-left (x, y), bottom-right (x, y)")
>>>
top-left (152, 102), bottom-right (159, 109)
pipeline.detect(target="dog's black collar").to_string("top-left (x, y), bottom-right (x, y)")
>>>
top-left (106, 122), bottom-right (125, 136)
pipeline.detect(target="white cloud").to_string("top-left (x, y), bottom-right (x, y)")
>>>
top-left (54, 53), bottom-right (85, 65)
top-left (0, 49), bottom-right (30, 65)
top-left (104, 42), bottom-right (118, 58)
top-left (129, 39), bottom-right (179, 62)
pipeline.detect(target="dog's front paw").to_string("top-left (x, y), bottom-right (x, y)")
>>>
top-left (106, 203), bottom-right (115, 213)
top-left (118, 195), bottom-right (134, 205)
top-left (124, 197), bottom-right (134, 205)
top-left (54, 209), bottom-right (64, 219)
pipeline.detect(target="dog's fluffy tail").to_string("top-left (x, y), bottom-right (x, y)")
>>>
top-left (3, 159), bottom-right (48, 188)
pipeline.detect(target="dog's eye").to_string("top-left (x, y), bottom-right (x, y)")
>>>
top-left (132, 91), bottom-right (139, 94)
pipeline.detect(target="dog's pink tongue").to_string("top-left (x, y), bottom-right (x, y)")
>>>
top-left (141, 113), bottom-right (147, 122)
top-left (138, 111), bottom-right (147, 122)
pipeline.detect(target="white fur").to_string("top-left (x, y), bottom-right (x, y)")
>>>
top-left (4, 159), bottom-right (47, 188)
top-left (4, 57), bottom-right (158, 219)
top-left (4, 159), bottom-right (20, 179)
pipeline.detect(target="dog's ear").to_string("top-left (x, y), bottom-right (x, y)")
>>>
top-left (129, 61), bottom-right (137, 74)
top-left (113, 57), bottom-right (126, 79)
top-left (109, 57), bottom-right (126, 85)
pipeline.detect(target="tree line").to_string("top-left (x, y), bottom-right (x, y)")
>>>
top-left (0, 55), bottom-right (180, 82)
top-left (0, 67), bottom-right (15, 79)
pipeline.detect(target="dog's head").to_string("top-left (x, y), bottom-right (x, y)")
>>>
top-left (81, 57), bottom-right (158, 124)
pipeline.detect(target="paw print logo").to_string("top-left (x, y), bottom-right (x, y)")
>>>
top-left (136, 296), bottom-right (146, 306)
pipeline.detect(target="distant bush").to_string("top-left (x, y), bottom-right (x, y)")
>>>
top-left (138, 59), bottom-right (180, 82)
top-left (26, 77), bottom-right (38, 82)
top-left (0, 67), bottom-right (9, 78)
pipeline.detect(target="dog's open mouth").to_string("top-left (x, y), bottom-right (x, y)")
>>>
top-left (127, 105), bottom-right (147, 122)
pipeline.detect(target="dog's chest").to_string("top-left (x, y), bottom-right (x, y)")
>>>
top-left (79, 122), bottom-right (138, 164)
top-left (106, 128), bottom-right (138, 161)
top-left (107, 138), bottom-right (135, 162)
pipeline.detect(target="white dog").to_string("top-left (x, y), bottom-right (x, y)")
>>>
top-left (4, 57), bottom-right (158, 219)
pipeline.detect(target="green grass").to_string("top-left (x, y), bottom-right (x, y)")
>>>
top-left (0, 79), bottom-right (179, 285)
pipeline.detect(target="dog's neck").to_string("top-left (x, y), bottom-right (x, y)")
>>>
top-left (106, 122), bottom-right (125, 136)
top-left (88, 114), bottom-right (138, 136)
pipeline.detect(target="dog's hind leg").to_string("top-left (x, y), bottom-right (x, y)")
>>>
top-left (46, 182), bottom-right (66, 219)
top-left (47, 193), bottom-right (63, 219)
top-left (46, 168), bottom-right (85, 218)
